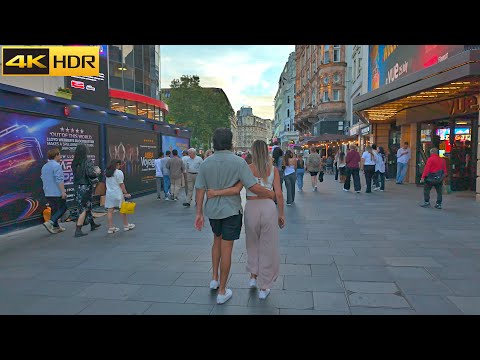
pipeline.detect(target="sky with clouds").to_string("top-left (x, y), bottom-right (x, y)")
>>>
top-left (160, 45), bottom-right (295, 120)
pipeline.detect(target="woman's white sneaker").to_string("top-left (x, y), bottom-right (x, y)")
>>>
top-left (249, 278), bottom-right (257, 288)
top-left (209, 279), bottom-right (219, 290)
top-left (259, 289), bottom-right (271, 300)
top-left (216, 288), bottom-right (232, 304)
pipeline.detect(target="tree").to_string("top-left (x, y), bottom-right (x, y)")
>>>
top-left (163, 75), bottom-right (233, 149)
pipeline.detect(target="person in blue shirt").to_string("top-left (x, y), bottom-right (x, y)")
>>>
top-left (41, 148), bottom-right (67, 234)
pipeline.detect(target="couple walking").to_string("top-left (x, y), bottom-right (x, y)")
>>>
top-left (194, 128), bottom-right (285, 304)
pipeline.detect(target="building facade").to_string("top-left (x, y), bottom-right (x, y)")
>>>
top-left (353, 45), bottom-right (480, 199)
top-left (237, 106), bottom-right (272, 152)
top-left (347, 45), bottom-right (370, 148)
top-left (230, 112), bottom-right (238, 151)
top-left (274, 52), bottom-right (298, 150)
top-left (294, 45), bottom-right (348, 137)
top-left (0, 45), bottom-right (169, 120)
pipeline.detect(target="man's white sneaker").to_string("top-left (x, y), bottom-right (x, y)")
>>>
top-left (209, 279), bottom-right (219, 290)
top-left (216, 288), bottom-right (232, 304)
top-left (249, 278), bottom-right (257, 288)
top-left (259, 289), bottom-right (271, 300)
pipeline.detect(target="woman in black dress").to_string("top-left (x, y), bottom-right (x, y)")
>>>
top-left (72, 144), bottom-right (101, 237)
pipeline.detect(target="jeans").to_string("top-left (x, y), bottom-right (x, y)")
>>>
top-left (396, 162), bottom-right (408, 183)
top-left (373, 171), bottom-right (385, 190)
top-left (45, 196), bottom-right (67, 227)
top-left (284, 172), bottom-right (297, 204)
top-left (163, 175), bottom-right (171, 196)
top-left (156, 177), bottom-right (164, 198)
top-left (296, 168), bottom-right (305, 190)
top-left (364, 165), bottom-right (376, 193)
top-left (424, 182), bottom-right (443, 205)
top-left (344, 167), bottom-right (361, 192)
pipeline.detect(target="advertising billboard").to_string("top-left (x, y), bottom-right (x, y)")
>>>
top-left (0, 111), bottom-right (99, 226)
top-left (106, 126), bottom-right (158, 195)
top-left (161, 135), bottom-right (189, 154)
top-left (368, 45), bottom-right (465, 91)
top-left (64, 45), bottom-right (109, 108)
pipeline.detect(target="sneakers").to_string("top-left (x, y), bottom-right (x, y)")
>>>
top-left (435, 204), bottom-right (442, 209)
top-left (183, 202), bottom-right (190, 207)
top-left (420, 202), bottom-right (431, 208)
top-left (259, 289), bottom-right (271, 300)
top-left (343, 188), bottom-right (349, 192)
top-left (209, 279), bottom-right (219, 290)
top-left (43, 221), bottom-right (56, 234)
top-left (53, 226), bottom-right (66, 232)
top-left (124, 223), bottom-right (135, 231)
top-left (216, 288), bottom-right (233, 304)
top-left (108, 227), bottom-right (120, 234)
top-left (249, 278), bottom-right (257, 288)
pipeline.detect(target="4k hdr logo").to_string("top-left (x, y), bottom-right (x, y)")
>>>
top-left (2, 46), bottom-right (100, 76)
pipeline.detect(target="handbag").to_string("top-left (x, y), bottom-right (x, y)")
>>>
top-left (318, 170), bottom-right (324, 182)
top-left (95, 182), bottom-right (106, 196)
top-left (426, 170), bottom-right (444, 185)
top-left (120, 201), bottom-right (136, 214)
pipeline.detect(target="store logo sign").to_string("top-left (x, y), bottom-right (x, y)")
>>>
top-left (2, 46), bottom-right (99, 76)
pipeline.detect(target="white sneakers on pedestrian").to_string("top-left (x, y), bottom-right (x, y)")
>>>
top-left (108, 227), bottom-right (120, 234)
top-left (249, 278), bottom-right (257, 288)
top-left (209, 279), bottom-right (219, 290)
top-left (216, 288), bottom-right (232, 304)
top-left (124, 223), bottom-right (135, 231)
top-left (259, 289), bottom-right (271, 300)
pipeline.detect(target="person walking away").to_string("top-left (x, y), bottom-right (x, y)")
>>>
top-left (71, 144), bottom-right (101, 237)
top-left (396, 141), bottom-right (411, 184)
top-left (154, 152), bottom-right (164, 200)
top-left (207, 140), bottom-right (284, 300)
top-left (105, 159), bottom-right (135, 233)
top-left (361, 145), bottom-right (377, 193)
top-left (204, 149), bottom-right (214, 159)
top-left (337, 151), bottom-right (347, 183)
top-left (420, 147), bottom-right (447, 209)
top-left (334, 151), bottom-right (340, 180)
top-left (343, 145), bottom-right (361, 193)
top-left (181, 149), bottom-right (189, 195)
top-left (374, 146), bottom-right (386, 191)
top-left (283, 149), bottom-right (297, 205)
top-left (272, 141), bottom-right (284, 190)
top-left (296, 153), bottom-right (305, 192)
top-left (184, 148), bottom-right (203, 207)
top-left (40, 148), bottom-right (67, 234)
top-left (166, 149), bottom-right (185, 201)
top-left (194, 128), bottom-right (276, 305)
top-left (161, 150), bottom-right (171, 200)
top-left (306, 146), bottom-right (321, 192)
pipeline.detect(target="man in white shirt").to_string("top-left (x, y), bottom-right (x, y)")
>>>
top-left (396, 141), bottom-right (411, 184)
top-left (183, 148), bottom-right (203, 207)
top-left (181, 149), bottom-right (189, 196)
top-left (154, 152), bottom-right (164, 200)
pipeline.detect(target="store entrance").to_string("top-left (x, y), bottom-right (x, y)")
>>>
top-left (417, 117), bottom-right (477, 192)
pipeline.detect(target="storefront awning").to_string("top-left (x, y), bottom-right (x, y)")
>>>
top-left (298, 134), bottom-right (355, 146)
top-left (353, 49), bottom-right (480, 123)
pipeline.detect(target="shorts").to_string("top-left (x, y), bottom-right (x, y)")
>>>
top-left (309, 171), bottom-right (318, 176)
top-left (209, 212), bottom-right (243, 240)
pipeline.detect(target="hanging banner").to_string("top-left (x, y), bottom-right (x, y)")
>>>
top-left (106, 126), bottom-right (158, 194)
top-left (0, 111), bottom-right (99, 226)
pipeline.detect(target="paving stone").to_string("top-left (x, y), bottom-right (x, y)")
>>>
top-left (79, 299), bottom-right (151, 315)
top-left (337, 266), bottom-right (394, 282)
top-left (441, 280), bottom-right (480, 296)
top-left (128, 285), bottom-right (195, 303)
top-left (211, 305), bottom-right (279, 315)
top-left (77, 283), bottom-right (142, 300)
top-left (350, 307), bottom-right (416, 315)
top-left (447, 296), bottom-right (480, 314)
top-left (348, 293), bottom-right (410, 308)
top-left (279, 309), bottom-right (350, 315)
top-left (344, 281), bottom-right (399, 294)
top-left (395, 279), bottom-right (453, 296)
top-left (312, 291), bottom-right (349, 312)
top-left (248, 290), bottom-right (314, 310)
top-left (404, 294), bottom-right (463, 315)
top-left (144, 302), bottom-right (214, 315)
top-left (386, 267), bottom-right (434, 280)
top-left (284, 275), bottom-right (344, 292)
top-left (384, 257), bottom-right (443, 267)
top-left (125, 271), bottom-right (182, 286)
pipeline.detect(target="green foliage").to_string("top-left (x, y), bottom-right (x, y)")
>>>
top-left (163, 75), bottom-right (233, 149)
top-left (57, 87), bottom-right (72, 94)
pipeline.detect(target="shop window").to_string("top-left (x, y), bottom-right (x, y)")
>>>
top-left (125, 100), bottom-right (137, 115)
top-left (134, 45), bottom-right (143, 69)
top-left (123, 45), bottom-right (134, 67)
top-left (109, 45), bottom-right (122, 63)
top-left (111, 98), bottom-right (125, 113)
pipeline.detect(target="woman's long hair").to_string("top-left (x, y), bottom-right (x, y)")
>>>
top-left (72, 144), bottom-right (89, 173)
top-left (339, 151), bottom-right (345, 162)
top-left (365, 145), bottom-right (375, 162)
top-left (283, 149), bottom-right (293, 167)
top-left (106, 159), bottom-right (121, 178)
top-left (251, 140), bottom-right (271, 181)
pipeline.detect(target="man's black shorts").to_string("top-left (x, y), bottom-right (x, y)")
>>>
top-left (209, 212), bottom-right (243, 241)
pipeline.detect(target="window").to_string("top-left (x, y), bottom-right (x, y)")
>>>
top-left (323, 91), bottom-right (329, 102)
top-left (333, 90), bottom-right (340, 101)
top-left (287, 109), bottom-right (290, 117)
top-left (333, 74), bottom-right (340, 84)
top-left (287, 96), bottom-right (290, 103)
top-left (313, 58), bottom-right (317, 72)
top-left (312, 91), bottom-right (316, 107)
top-left (307, 68), bottom-right (310, 80)
top-left (338, 121), bottom-right (344, 131)
top-left (358, 57), bottom-right (362, 78)
top-left (353, 59), bottom-right (357, 79)
top-left (333, 45), bottom-right (341, 62)
top-left (324, 45), bottom-right (330, 64)
top-left (323, 76), bottom-right (329, 85)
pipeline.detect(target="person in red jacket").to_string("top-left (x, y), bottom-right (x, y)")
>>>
top-left (420, 147), bottom-right (448, 209)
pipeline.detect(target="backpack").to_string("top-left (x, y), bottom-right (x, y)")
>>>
top-left (308, 154), bottom-right (321, 169)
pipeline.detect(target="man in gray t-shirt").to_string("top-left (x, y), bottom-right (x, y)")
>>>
top-left (194, 128), bottom-right (274, 305)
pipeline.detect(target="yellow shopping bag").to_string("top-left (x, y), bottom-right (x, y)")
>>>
top-left (120, 201), bottom-right (136, 214)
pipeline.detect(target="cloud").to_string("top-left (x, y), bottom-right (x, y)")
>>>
top-left (161, 45), bottom-right (294, 119)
